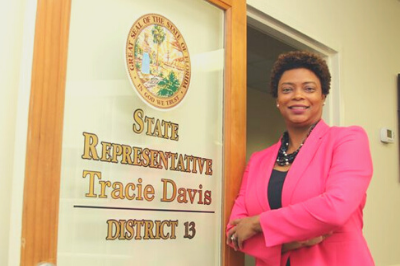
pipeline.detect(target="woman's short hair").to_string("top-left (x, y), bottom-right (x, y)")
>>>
top-left (270, 51), bottom-right (331, 98)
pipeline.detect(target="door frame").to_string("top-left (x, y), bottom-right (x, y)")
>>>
top-left (20, 0), bottom-right (246, 265)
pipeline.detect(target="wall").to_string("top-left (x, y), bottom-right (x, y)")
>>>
top-left (0, 1), bottom-right (25, 265)
top-left (247, 0), bottom-right (400, 265)
top-left (0, 0), bottom-right (35, 265)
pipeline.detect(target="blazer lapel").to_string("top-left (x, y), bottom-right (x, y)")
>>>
top-left (281, 120), bottom-right (330, 207)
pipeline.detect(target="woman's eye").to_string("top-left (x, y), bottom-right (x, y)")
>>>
top-left (305, 87), bottom-right (315, 92)
top-left (281, 87), bottom-right (292, 93)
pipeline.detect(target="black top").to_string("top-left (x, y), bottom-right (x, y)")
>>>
top-left (268, 169), bottom-right (290, 266)
top-left (268, 169), bottom-right (288, 210)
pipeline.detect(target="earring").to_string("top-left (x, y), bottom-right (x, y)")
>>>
top-left (323, 102), bottom-right (326, 106)
top-left (276, 103), bottom-right (280, 107)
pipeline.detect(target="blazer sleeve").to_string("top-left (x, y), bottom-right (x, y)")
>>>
top-left (227, 154), bottom-right (282, 265)
top-left (260, 126), bottom-right (373, 247)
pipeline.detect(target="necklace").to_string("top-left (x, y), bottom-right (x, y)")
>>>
top-left (276, 121), bottom-right (319, 166)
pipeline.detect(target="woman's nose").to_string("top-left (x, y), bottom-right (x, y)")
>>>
top-left (292, 88), bottom-right (304, 100)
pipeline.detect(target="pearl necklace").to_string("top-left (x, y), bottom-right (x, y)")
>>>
top-left (276, 121), bottom-right (319, 166)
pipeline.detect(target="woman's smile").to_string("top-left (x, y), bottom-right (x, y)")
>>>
top-left (288, 105), bottom-right (309, 114)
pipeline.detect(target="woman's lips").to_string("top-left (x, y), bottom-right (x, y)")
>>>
top-left (289, 105), bottom-right (309, 114)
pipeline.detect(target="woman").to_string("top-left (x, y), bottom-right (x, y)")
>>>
top-left (227, 51), bottom-right (374, 266)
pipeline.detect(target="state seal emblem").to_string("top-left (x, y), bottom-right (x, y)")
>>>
top-left (126, 14), bottom-right (191, 110)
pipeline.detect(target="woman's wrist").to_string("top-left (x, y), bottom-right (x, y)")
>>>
top-left (252, 215), bottom-right (262, 233)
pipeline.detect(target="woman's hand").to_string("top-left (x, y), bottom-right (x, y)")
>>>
top-left (227, 215), bottom-right (261, 251)
top-left (282, 233), bottom-right (332, 253)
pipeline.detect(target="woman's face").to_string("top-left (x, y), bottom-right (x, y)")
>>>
top-left (276, 68), bottom-right (325, 129)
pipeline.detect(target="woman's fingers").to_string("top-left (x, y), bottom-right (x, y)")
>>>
top-left (227, 228), bottom-right (239, 251)
top-left (229, 218), bottom-right (241, 226)
top-left (300, 233), bottom-right (332, 247)
top-left (282, 232), bottom-right (333, 253)
top-left (306, 236), bottom-right (324, 246)
top-left (282, 241), bottom-right (302, 253)
top-left (229, 233), bottom-right (239, 251)
top-left (237, 236), bottom-right (244, 250)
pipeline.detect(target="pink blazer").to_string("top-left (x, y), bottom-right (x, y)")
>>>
top-left (228, 120), bottom-right (374, 266)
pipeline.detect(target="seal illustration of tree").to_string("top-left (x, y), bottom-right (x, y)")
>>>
top-left (157, 71), bottom-right (180, 97)
top-left (151, 25), bottom-right (166, 72)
